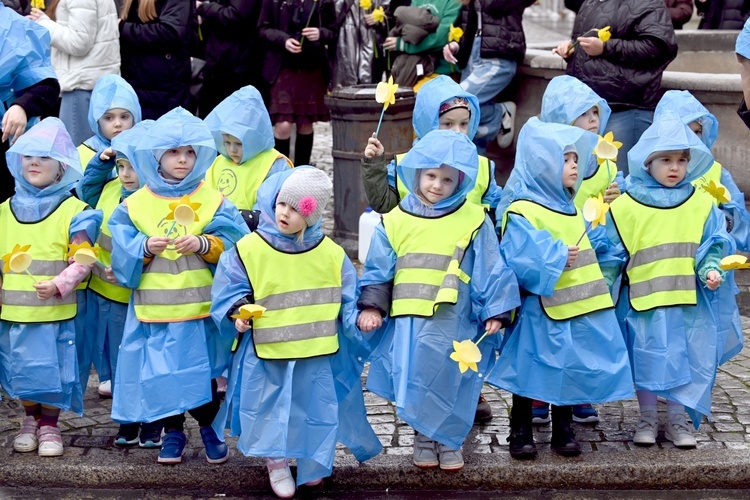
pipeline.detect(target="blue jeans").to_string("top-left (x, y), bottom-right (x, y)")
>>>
top-left (60, 89), bottom-right (94, 146)
top-left (460, 36), bottom-right (517, 151)
top-left (604, 109), bottom-right (654, 176)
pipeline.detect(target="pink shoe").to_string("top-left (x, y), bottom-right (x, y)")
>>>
top-left (13, 416), bottom-right (39, 452)
top-left (37, 425), bottom-right (64, 457)
top-left (266, 457), bottom-right (295, 498)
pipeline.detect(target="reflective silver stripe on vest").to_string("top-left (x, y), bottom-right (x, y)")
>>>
top-left (629, 275), bottom-right (696, 299)
top-left (256, 287), bottom-right (342, 311)
top-left (134, 285), bottom-right (212, 306)
top-left (2, 290), bottom-right (77, 306)
top-left (395, 247), bottom-right (466, 274)
top-left (254, 319), bottom-right (338, 344)
top-left (393, 274), bottom-right (460, 301)
top-left (15, 260), bottom-right (68, 276)
top-left (542, 279), bottom-right (611, 308)
top-left (569, 248), bottom-right (598, 270)
top-left (145, 254), bottom-right (208, 274)
top-left (627, 242), bottom-right (699, 271)
top-left (97, 233), bottom-right (113, 252)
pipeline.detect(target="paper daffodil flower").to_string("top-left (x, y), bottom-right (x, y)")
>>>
top-left (359, 0), bottom-right (372, 10)
top-left (166, 195), bottom-right (202, 225)
top-left (702, 180), bottom-right (731, 205)
top-left (375, 75), bottom-right (398, 110)
top-left (67, 241), bottom-right (98, 260)
top-left (371, 6), bottom-right (386, 23)
top-left (582, 193), bottom-right (610, 229)
top-left (720, 254), bottom-right (750, 271)
top-left (594, 131), bottom-right (622, 163)
top-left (597, 26), bottom-right (611, 42)
top-left (2, 244), bottom-right (32, 273)
top-left (448, 24), bottom-right (464, 43)
top-left (230, 304), bottom-right (267, 320)
top-left (449, 339), bottom-right (482, 373)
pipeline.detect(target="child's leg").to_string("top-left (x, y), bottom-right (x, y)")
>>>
top-left (633, 389), bottom-right (658, 446)
top-left (508, 393), bottom-right (537, 459)
top-left (274, 121), bottom-right (293, 158)
top-left (37, 404), bottom-right (63, 457)
top-left (550, 404), bottom-right (581, 456)
top-left (294, 122), bottom-right (315, 167)
top-left (14, 400), bottom-right (41, 452)
top-left (188, 379), bottom-right (228, 464)
top-left (664, 400), bottom-right (697, 449)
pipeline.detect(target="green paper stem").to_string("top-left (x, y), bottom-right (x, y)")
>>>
top-left (475, 330), bottom-right (490, 346)
top-left (299, 0), bottom-right (319, 48)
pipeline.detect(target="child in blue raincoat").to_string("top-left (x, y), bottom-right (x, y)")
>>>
top-left (358, 129), bottom-right (520, 471)
top-left (487, 118), bottom-right (634, 460)
top-left (0, 117), bottom-right (102, 458)
top-left (108, 107), bottom-right (247, 465)
top-left (606, 111), bottom-right (738, 449)
top-left (204, 85), bottom-right (293, 230)
top-left (210, 166), bottom-right (381, 498)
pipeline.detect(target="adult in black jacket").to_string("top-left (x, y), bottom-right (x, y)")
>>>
top-left (556, 0), bottom-right (677, 174)
top-left (196, 0), bottom-right (263, 118)
top-left (119, 0), bottom-right (194, 120)
top-left (696, 0), bottom-right (750, 29)
top-left (1, 0), bottom-right (29, 15)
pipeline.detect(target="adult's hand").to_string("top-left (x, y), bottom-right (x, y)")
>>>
top-left (578, 36), bottom-right (604, 57)
top-left (1, 105), bottom-right (28, 144)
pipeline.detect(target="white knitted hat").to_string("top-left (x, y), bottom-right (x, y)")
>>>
top-left (277, 168), bottom-right (333, 227)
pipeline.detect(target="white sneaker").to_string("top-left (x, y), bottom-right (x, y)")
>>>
top-left (665, 414), bottom-right (697, 449)
top-left (633, 411), bottom-right (658, 446)
top-left (13, 416), bottom-right (39, 452)
top-left (267, 458), bottom-right (295, 498)
top-left (37, 425), bottom-right (64, 457)
top-left (98, 380), bottom-right (112, 397)
top-left (497, 102), bottom-right (517, 148)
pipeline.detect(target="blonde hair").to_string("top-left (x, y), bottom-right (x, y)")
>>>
top-left (120, 0), bottom-right (158, 22)
top-left (295, 227), bottom-right (306, 244)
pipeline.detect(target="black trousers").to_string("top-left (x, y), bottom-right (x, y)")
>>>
top-left (161, 379), bottom-right (222, 431)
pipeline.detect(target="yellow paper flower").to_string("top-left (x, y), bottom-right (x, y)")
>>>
top-left (594, 131), bottom-right (623, 163)
top-left (359, 0), bottom-right (372, 10)
top-left (31, 0), bottom-right (45, 9)
top-left (230, 304), bottom-right (267, 320)
top-left (67, 241), bottom-right (98, 260)
top-left (582, 193), bottom-right (610, 229)
top-left (375, 75), bottom-right (399, 110)
top-left (702, 180), bottom-right (731, 205)
top-left (597, 26), bottom-right (611, 42)
top-left (448, 24), bottom-right (464, 43)
top-left (720, 254), bottom-right (750, 271)
top-left (166, 195), bottom-right (202, 224)
top-left (449, 339), bottom-right (482, 374)
top-left (371, 6), bottom-right (386, 23)
top-left (2, 244), bottom-right (32, 273)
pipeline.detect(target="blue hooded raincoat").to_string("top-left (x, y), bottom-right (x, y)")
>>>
top-left (486, 118), bottom-right (634, 406)
top-left (109, 107), bottom-right (247, 423)
top-left (210, 166), bottom-right (381, 485)
top-left (607, 111), bottom-right (739, 427)
top-left (362, 130), bottom-right (520, 450)
top-left (0, 118), bottom-right (102, 413)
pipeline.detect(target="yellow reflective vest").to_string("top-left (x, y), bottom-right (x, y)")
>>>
top-left (395, 153), bottom-right (492, 210)
top-left (609, 190), bottom-right (713, 312)
top-left (126, 182), bottom-right (223, 322)
top-left (502, 200), bottom-right (614, 320)
top-left (383, 201), bottom-right (486, 317)
top-left (574, 159), bottom-right (617, 209)
top-left (89, 178), bottom-right (131, 304)
top-left (77, 143), bottom-right (96, 172)
top-left (692, 161), bottom-right (725, 206)
top-left (0, 196), bottom-right (89, 323)
top-left (237, 232), bottom-right (343, 360)
top-left (205, 149), bottom-right (292, 211)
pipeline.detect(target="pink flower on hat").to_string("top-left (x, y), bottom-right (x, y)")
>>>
top-left (297, 196), bottom-right (317, 218)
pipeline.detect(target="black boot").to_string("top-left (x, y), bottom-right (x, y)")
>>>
top-left (551, 405), bottom-right (581, 457)
top-left (507, 394), bottom-right (537, 460)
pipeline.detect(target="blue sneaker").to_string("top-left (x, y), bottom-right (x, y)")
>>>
top-left (572, 404), bottom-right (599, 423)
top-left (200, 426), bottom-right (229, 464)
top-left (531, 400), bottom-right (550, 424)
top-left (139, 422), bottom-right (163, 448)
top-left (157, 430), bottom-right (187, 464)
top-left (114, 423), bottom-right (139, 447)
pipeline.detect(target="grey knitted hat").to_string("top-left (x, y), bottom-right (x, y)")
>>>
top-left (644, 149), bottom-right (691, 167)
top-left (277, 168), bottom-right (333, 227)
top-left (563, 144), bottom-right (577, 156)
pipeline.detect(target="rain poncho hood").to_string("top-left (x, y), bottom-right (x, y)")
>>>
top-left (397, 129), bottom-right (479, 213)
top-left (737, 17), bottom-right (750, 59)
top-left (0, 5), bottom-right (57, 122)
top-left (541, 75), bottom-right (611, 135)
top-left (204, 85), bottom-right (275, 164)
top-left (654, 90), bottom-right (718, 149)
top-left (111, 119), bottom-right (155, 197)
top-left (84, 74), bottom-right (142, 152)
top-left (132, 107), bottom-right (217, 196)
top-left (626, 110), bottom-right (714, 207)
top-left (411, 75), bottom-right (481, 140)
top-left (497, 117), bottom-right (597, 217)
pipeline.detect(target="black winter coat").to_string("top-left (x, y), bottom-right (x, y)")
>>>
top-left (696, 0), bottom-right (750, 29)
top-left (565, 0), bottom-right (677, 110)
top-left (197, 0), bottom-right (260, 78)
top-left (258, 0), bottom-right (338, 86)
top-left (455, 0), bottom-right (536, 66)
top-left (119, 0), bottom-right (195, 120)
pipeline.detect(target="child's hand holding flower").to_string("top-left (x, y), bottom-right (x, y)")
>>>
top-left (147, 237), bottom-right (170, 255)
top-left (173, 234), bottom-right (201, 254)
top-left (364, 133), bottom-right (384, 158)
top-left (33, 280), bottom-right (58, 300)
top-left (234, 317), bottom-right (252, 332)
top-left (604, 182), bottom-right (621, 203)
top-left (706, 270), bottom-right (722, 290)
top-left (484, 318), bottom-right (502, 335)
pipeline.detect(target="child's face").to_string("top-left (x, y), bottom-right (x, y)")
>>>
top-left (160, 146), bottom-right (196, 181)
top-left (418, 165), bottom-right (459, 205)
top-left (222, 133), bottom-right (243, 164)
top-left (562, 152), bottom-right (578, 188)
top-left (649, 152), bottom-right (688, 187)
top-left (438, 108), bottom-right (471, 135)
top-left (116, 158), bottom-right (139, 191)
top-left (689, 120), bottom-right (703, 139)
top-left (275, 201), bottom-right (307, 235)
top-left (98, 108), bottom-right (134, 141)
top-left (572, 106), bottom-right (600, 133)
top-left (21, 155), bottom-right (62, 188)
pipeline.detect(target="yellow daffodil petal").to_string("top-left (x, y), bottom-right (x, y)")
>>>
top-left (594, 132), bottom-right (622, 162)
top-left (448, 24), bottom-right (464, 43)
top-left (375, 75), bottom-right (398, 109)
top-left (230, 304), bottom-right (267, 320)
top-left (9, 252), bottom-right (32, 273)
top-left (720, 254), bottom-right (750, 271)
top-left (372, 6), bottom-right (385, 23)
top-left (467, 361), bottom-right (478, 373)
top-left (598, 26), bottom-right (611, 42)
top-left (359, 0), bottom-right (372, 10)
top-left (702, 180), bottom-right (731, 205)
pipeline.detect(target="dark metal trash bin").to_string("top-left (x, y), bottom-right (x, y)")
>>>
top-left (324, 84), bottom-right (415, 258)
